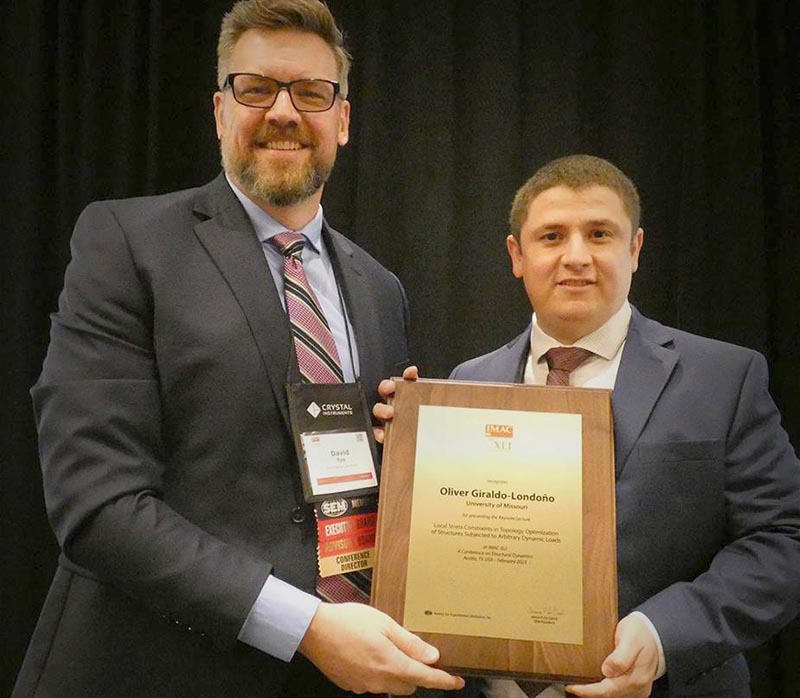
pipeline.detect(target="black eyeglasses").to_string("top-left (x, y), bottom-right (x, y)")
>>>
top-left (223, 73), bottom-right (340, 112)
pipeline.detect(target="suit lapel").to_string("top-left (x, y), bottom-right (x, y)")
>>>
top-left (502, 329), bottom-right (531, 383)
top-left (612, 309), bottom-right (678, 476)
top-left (191, 175), bottom-right (294, 428)
top-left (323, 225), bottom-right (384, 388)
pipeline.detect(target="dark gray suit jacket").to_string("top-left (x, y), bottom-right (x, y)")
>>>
top-left (450, 308), bottom-right (800, 697)
top-left (15, 175), bottom-right (411, 697)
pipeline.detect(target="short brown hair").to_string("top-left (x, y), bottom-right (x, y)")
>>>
top-left (217, 0), bottom-right (352, 96)
top-left (509, 154), bottom-right (641, 239)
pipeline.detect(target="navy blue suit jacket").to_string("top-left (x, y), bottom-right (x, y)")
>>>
top-left (450, 308), bottom-right (800, 697)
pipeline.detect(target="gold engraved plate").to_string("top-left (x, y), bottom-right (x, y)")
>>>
top-left (404, 405), bottom-right (583, 644)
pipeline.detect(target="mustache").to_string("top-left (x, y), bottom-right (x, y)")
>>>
top-left (253, 124), bottom-right (314, 147)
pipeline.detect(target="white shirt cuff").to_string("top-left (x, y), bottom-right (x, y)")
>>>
top-left (629, 611), bottom-right (667, 678)
top-left (237, 575), bottom-right (321, 661)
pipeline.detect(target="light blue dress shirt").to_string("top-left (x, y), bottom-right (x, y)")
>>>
top-left (227, 177), bottom-right (361, 660)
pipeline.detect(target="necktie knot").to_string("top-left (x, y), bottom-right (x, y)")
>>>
top-left (271, 231), bottom-right (305, 261)
top-left (544, 347), bottom-right (594, 386)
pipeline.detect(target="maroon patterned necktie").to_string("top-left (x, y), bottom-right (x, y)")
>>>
top-left (544, 347), bottom-right (594, 386)
top-left (271, 232), bottom-right (343, 384)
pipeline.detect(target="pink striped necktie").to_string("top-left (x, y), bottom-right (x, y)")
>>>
top-left (271, 231), bottom-right (343, 384)
top-left (544, 347), bottom-right (594, 386)
top-left (271, 231), bottom-right (370, 604)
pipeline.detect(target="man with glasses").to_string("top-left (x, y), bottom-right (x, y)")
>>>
top-left (13, 1), bottom-right (466, 697)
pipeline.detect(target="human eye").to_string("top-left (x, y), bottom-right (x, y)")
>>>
top-left (297, 84), bottom-right (326, 100)
top-left (540, 231), bottom-right (561, 242)
top-left (292, 80), bottom-right (333, 108)
top-left (250, 85), bottom-right (272, 97)
top-left (237, 76), bottom-right (276, 100)
top-left (591, 228), bottom-right (611, 239)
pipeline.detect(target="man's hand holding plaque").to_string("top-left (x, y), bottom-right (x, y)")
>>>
top-left (565, 614), bottom-right (660, 698)
top-left (373, 365), bottom-right (419, 444)
top-left (299, 601), bottom-right (465, 695)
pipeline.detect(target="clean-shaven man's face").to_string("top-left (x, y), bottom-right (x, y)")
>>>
top-left (506, 184), bottom-right (644, 344)
top-left (213, 28), bottom-right (350, 208)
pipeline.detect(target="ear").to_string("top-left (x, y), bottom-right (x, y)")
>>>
top-left (213, 91), bottom-right (225, 141)
top-left (337, 99), bottom-right (350, 147)
top-left (630, 228), bottom-right (644, 273)
top-left (506, 234), bottom-right (524, 279)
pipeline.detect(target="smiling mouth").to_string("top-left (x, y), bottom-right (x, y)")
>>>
top-left (558, 279), bottom-right (595, 287)
top-left (259, 140), bottom-right (307, 151)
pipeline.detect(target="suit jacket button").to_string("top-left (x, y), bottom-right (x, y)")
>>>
top-left (291, 506), bottom-right (306, 524)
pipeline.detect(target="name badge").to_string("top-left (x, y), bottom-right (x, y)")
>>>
top-left (286, 382), bottom-right (380, 503)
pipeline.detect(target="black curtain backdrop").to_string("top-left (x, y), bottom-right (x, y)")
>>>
top-left (2, 1), bottom-right (799, 695)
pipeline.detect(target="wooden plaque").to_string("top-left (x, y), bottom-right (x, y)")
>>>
top-left (371, 379), bottom-right (617, 683)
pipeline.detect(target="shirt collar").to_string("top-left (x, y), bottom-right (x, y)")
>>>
top-left (225, 174), bottom-right (324, 253)
top-left (531, 300), bottom-right (632, 364)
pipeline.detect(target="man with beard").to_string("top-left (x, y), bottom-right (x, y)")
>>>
top-left (13, 1), bottom-right (466, 697)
